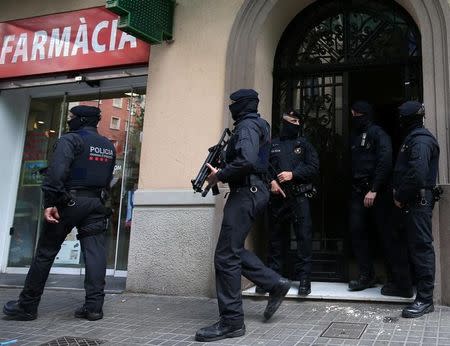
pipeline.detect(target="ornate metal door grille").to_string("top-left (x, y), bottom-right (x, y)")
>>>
top-left (272, 0), bottom-right (422, 281)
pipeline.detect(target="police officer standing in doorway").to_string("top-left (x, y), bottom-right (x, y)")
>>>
top-left (394, 101), bottom-right (440, 318)
top-left (265, 110), bottom-right (319, 296)
top-left (349, 101), bottom-right (401, 292)
top-left (195, 89), bottom-right (291, 342)
top-left (3, 106), bottom-right (116, 321)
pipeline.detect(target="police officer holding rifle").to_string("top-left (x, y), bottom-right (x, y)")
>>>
top-left (194, 89), bottom-right (291, 342)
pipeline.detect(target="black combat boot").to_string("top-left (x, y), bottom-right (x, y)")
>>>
top-left (3, 300), bottom-right (37, 321)
top-left (402, 300), bottom-right (434, 318)
top-left (74, 305), bottom-right (103, 321)
top-left (195, 320), bottom-right (245, 342)
top-left (263, 277), bottom-right (291, 320)
top-left (381, 282), bottom-right (414, 298)
top-left (348, 275), bottom-right (376, 291)
top-left (298, 279), bottom-right (311, 296)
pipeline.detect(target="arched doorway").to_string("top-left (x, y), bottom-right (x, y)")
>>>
top-left (272, 0), bottom-right (422, 282)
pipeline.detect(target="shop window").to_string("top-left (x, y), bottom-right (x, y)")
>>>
top-left (112, 98), bottom-right (123, 108)
top-left (110, 116), bottom-right (120, 130)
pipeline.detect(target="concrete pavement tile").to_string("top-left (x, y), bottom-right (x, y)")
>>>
top-left (355, 340), bottom-right (374, 346)
top-left (421, 337), bottom-right (438, 344)
top-left (2, 288), bottom-right (450, 346)
top-left (405, 336), bottom-right (421, 343)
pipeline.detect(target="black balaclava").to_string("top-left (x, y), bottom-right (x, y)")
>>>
top-left (399, 115), bottom-right (424, 138)
top-left (398, 101), bottom-right (425, 138)
top-left (351, 101), bottom-right (373, 133)
top-left (68, 117), bottom-right (83, 131)
top-left (229, 89), bottom-right (259, 121)
top-left (352, 115), bottom-right (371, 132)
top-left (68, 105), bottom-right (101, 131)
top-left (280, 119), bottom-right (299, 139)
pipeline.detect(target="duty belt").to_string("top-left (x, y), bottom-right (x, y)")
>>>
top-left (229, 174), bottom-right (266, 189)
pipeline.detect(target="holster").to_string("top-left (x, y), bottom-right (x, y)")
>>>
top-left (77, 228), bottom-right (106, 240)
top-left (55, 191), bottom-right (75, 208)
top-left (291, 183), bottom-right (314, 196)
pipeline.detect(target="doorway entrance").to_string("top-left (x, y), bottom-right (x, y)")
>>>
top-left (6, 89), bottom-right (145, 276)
top-left (272, 0), bottom-right (422, 282)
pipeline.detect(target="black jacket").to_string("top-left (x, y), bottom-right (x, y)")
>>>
top-left (393, 127), bottom-right (439, 204)
top-left (217, 113), bottom-right (270, 184)
top-left (269, 136), bottom-right (319, 184)
top-left (351, 123), bottom-right (392, 192)
top-left (42, 127), bottom-right (116, 208)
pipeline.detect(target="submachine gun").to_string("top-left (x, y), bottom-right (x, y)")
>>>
top-left (191, 128), bottom-right (232, 197)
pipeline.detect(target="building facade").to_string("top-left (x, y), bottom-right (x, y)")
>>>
top-left (1, 0), bottom-right (450, 304)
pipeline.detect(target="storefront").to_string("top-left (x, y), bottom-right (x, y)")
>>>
top-left (124, 0), bottom-right (450, 304)
top-left (0, 5), bottom-right (150, 277)
top-left (2, 0), bottom-right (450, 305)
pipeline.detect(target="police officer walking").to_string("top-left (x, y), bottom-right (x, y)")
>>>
top-left (393, 101), bottom-right (439, 318)
top-left (265, 110), bottom-right (319, 296)
top-left (3, 106), bottom-right (116, 321)
top-left (195, 89), bottom-right (291, 342)
top-left (348, 101), bottom-right (405, 293)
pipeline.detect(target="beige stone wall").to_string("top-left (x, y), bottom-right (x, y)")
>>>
top-left (438, 185), bottom-right (450, 304)
top-left (139, 0), bottom-right (244, 189)
top-left (254, 0), bottom-right (315, 122)
top-left (0, 0), bottom-right (104, 21)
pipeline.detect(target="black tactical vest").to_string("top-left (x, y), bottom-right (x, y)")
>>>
top-left (66, 129), bottom-right (115, 190)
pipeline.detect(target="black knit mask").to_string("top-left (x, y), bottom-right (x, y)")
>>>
top-left (280, 119), bottom-right (299, 139)
top-left (399, 115), bottom-right (423, 137)
top-left (352, 114), bottom-right (371, 132)
top-left (229, 98), bottom-right (258, 121)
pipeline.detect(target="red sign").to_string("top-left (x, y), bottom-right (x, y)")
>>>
top-left (0, 7), bottom-right (150, 79)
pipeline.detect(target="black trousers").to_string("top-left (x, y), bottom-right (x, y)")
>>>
top-left (267, 195), bottom-right (312, 280)
top-left (19, 196), bottom-right (108, 313)
top-left (350, 189), bottom-right (400, 280)
top-left (400, 193), bottom-right (435, 303)
top-left (215, 180), bottom-right (281, 326)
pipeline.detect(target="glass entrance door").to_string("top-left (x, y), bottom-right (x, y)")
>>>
top-left (7, 90), bottom-right (145, 275)
top-left (7, 98), bottom-right (64, 267)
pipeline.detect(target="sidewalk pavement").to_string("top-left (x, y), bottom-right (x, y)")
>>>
top-left (1, 288), bottom-right (450, 346)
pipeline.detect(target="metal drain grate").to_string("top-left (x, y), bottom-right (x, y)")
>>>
top-left (39, 336), bottom-right (106, 346)
top-left (321, 322), bottom-right (368, 339)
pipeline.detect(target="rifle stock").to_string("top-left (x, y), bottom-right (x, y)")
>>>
top-left (191, 128), bottom-right (231, 197)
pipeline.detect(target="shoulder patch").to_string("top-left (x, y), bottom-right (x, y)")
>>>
top-left (294, 147), bottom-right (303, 155)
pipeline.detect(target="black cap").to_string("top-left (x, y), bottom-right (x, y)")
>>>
top-left (70, 105), bottom-right (101, 118)
top-left (230, 89), bottom-right (259, 102)
top-left (398, 101), bottom-right (424, 117)
top-left (351, 101), bottom-right (373, 116)
top-left (284, 109), bottom-right (302, 119)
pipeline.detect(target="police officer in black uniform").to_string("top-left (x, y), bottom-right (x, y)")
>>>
top-left (349, 101), bottom-right (403, 292)
top-left (195, 89), bottom-right (291, 342)
top-left (393, 101), bottom-right (439, 318)
top-left (3, 105), bottom-right (116, 321)
top-left (266, 110), bottom-right (319, 296)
